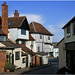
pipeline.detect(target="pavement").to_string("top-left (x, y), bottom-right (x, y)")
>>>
top-left (0, 64), bottom-right (51, 74)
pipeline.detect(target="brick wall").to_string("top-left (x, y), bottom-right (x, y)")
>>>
top-left (0, 51), bottom-right (6, 72)
top-left (33, 56), bottom-right (42, 66)
top-left (36, 56), bottom-right (40, 66)
top-left (2, 2), bottom-right (8, 38)
top-left (33, 56), bottom-right (35, 66)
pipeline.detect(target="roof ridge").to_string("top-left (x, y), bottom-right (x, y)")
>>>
top-left (32, 22), bottom-right (37, 32)
top-left (19, 16), bottom-right (25, 28)
top-left (40, 23), bottom-right (53, 35)
top-left (8, 16), bottom-right (26, 18)
top-left (30, 22), bottom-right (53, 36)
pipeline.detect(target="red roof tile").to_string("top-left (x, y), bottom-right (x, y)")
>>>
top-left (19, 44), bottom-right (35, 55)
top-left (29, 22), bottom-right (53, 36)
top-left (29, 34), bottom-right (35, 41)
top-left (8, 16), bottom-right (25, 28)
top-left (0, 39), bottom-right (20, 49)
top-left (0, 16), bottom-right (30, 30)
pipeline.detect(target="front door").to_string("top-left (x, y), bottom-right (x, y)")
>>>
top-left (66, 50), bottom-right (75, 73)
top-left (40, 57), bottom-right (42, 65)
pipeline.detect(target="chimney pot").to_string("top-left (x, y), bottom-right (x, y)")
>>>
top-left (17, 10), bottom-right (18, 13)
top-left (14, 10), bottom-right (19, 17)
top-left (15, 10), bottom-right (18, 13)
top-left (4, 2), bottom-right (6, 5)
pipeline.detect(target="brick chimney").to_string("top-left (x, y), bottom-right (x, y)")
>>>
top-left (14, 10), bottom-right (19, 17)
top-left (2, 2), bottom-right (8, 38)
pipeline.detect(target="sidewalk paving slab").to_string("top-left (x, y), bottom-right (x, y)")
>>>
top-left (0, 64), bottom-right (52, 74)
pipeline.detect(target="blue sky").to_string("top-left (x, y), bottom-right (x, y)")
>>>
top-left (0, 1), bottom-right (75, 42)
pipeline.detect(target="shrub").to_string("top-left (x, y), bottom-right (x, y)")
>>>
top-left (4, 61), bottom-right (16, 72)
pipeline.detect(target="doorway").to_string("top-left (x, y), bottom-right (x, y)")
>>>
top-left (66, 50), bottom-right (75, 73)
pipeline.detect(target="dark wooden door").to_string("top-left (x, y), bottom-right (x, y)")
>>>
top-left (26, 56), bottom-right (28, 67)
top-left (66, 50), bottom-right (75, 73)
top-left (40, 57), bottom-right (42, 65)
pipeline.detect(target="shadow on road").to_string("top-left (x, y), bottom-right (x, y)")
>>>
top-left (48, 57), bottom-right (59, 65)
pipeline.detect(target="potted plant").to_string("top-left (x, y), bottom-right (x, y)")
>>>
top-left (4, 61), bottom-right (16, 72)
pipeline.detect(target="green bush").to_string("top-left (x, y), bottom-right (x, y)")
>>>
top-left (4, 61), bottom-right (16, 72)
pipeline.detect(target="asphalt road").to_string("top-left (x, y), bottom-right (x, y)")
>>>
top-left (26, 57), bottom-right (59, 74)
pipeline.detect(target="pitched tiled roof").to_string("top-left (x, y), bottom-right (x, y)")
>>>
top-left (0, 16), bottom-right (30, 30)
top-left (0, 30), bottom-right (6, 35)
top-left (0, 39), bottom-right (20, 49)
top-left (8, 16), bottom-right (25, 28)
top-left (29, 34), bottom-right (35, 41)
top-left (29, 22), bottom-right (53, 36)
top-left (7, 39), bottom-right (20, 48)
top-left (19, 44), bottom-right (35, 55)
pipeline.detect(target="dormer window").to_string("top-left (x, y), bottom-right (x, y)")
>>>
top-left (8, 22), bottom-right (13, 26)
top-left (66, 25), bottom-right (70, 37)
top-left (21, 29), bottom-right (26, 35)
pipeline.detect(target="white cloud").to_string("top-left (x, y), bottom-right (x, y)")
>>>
top-left (9, 13), bottom-right (45, 24)
top-left (46, 22), bottom-right (65, 42)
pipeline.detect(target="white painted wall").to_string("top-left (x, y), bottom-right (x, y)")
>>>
top-left (31, 34), bottom-right (52, 43)
top-left (21, 56), bottom-right (26, 68)
top-left (26, 41), bottom-right (36, 52)
top-left (42, 55), bottom-right (48, 64)
top-left (31, 33), bottom-right (53, 53)
top-left (8, 28), bottom-right (29, 42)
top-left (13, 48), bottom-right (22, 68)
top-left (53, 48), bottom-right (59, 57)
top-left (44, 44), bottom-right (53, 52)
top-left (36, 43), bottom-right (43, 52)
top-left (18, 29), bottom-right (29, 40)
top-left (6, 48), bottom-right (30, 68)
top-left (28, 55), bottom-right (31, 67)
top-left (8, 28), bottom-right (18, 42)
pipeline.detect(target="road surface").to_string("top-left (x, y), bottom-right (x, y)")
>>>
top-left (26, 57), bottom-right (59, 74)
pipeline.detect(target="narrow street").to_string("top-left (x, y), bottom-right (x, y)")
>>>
top-left (26, 57), bottom-right (59, 74)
